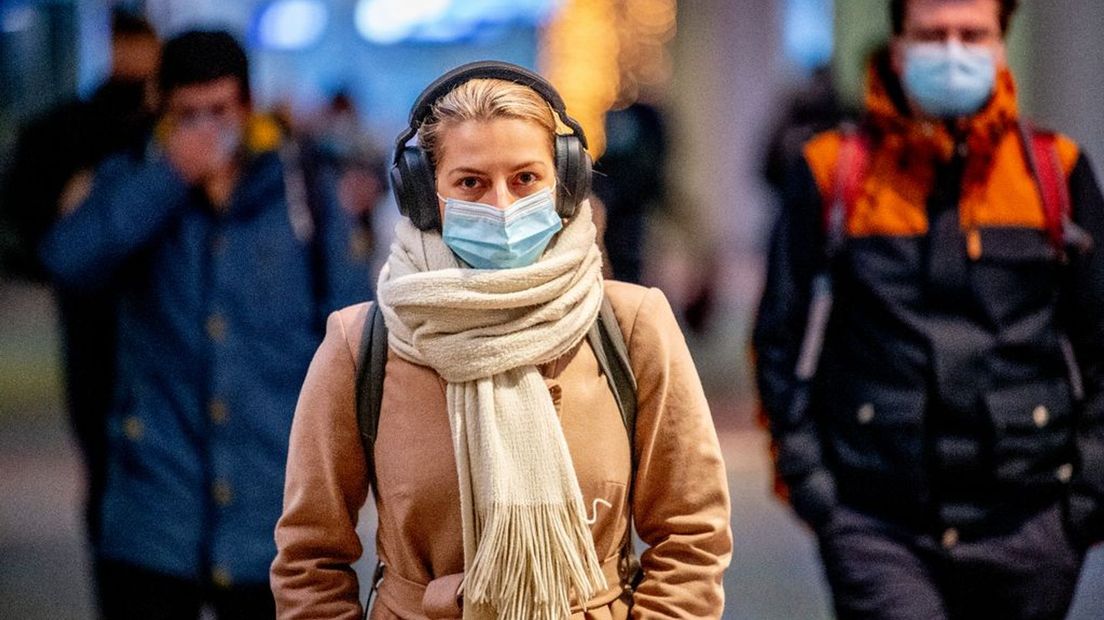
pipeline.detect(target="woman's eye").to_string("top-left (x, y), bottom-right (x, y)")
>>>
top-left (516, 171), bottom-right (538, 185)
top-left (458, 177), bottom-right (481, 190)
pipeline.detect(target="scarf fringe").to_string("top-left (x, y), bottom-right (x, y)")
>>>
top-left (464, 502), bottom-right (608, 619)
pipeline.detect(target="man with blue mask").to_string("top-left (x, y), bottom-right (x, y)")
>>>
top-left (754, 0), bottom-right (1104, 618)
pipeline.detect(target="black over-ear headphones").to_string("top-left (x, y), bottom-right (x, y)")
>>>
top-left (390, 60), bottom-right (593, 231)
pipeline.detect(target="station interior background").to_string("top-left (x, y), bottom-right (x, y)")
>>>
top-left (1, 0), bottom-right (1103, 617)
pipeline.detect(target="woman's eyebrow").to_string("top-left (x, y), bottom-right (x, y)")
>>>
top-left (510, 161), bottom-right (547, 172)
top-left (446, 166), bottom-right (487, 176)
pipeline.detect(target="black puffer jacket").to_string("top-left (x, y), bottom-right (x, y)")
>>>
top-left (754, 63), bottom-right (1104, 546)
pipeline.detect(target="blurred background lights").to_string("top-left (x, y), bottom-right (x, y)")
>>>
top-left (355, 0), bottom-right (452, 45)
top-left (2, 6), bottom-right (37, 34)
top-left (783, 0), bottom-right (834, 72)
top-left (539, 0), bottom-right (676, 156)
top-left (354, 0), bottom-right (558, 44)
top-left (254, 0), bottom-right (330, 50)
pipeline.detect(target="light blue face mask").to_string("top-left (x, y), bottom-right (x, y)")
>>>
top-left (902, 40), bottom-right (997, 118)
top-left (440, 187), bottom-right (563, 270)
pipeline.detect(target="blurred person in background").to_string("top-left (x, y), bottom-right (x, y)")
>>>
top-left (593, 102), bottom-right (718, 334)
top-left (761, 64), bottom-right (851, 196)
top-left (591, 101), bottom-right (667, 285)
top-left (307, 90), bottom-right (389, 272)
top-left (271, 61), bottom-right (731, 618)
top-left (37, 29), bottom-right (373, 619)
top-left (754, 0), bottom-right (1104, 618)
top-left (0, 6), bottom-right (159, 583)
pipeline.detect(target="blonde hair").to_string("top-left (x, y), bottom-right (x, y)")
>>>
top-left (417, 78), bottom-right (557, 169)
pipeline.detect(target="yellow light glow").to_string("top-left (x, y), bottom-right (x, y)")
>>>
top-left (538, 0), bottom-right (620, 157)
top-left (538, 0), bottom-right (677, 158)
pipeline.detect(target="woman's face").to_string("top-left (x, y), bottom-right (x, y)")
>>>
top-left (434, 117), bottom-right (555, 217)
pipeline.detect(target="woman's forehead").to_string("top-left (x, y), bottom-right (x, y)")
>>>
top-left (437, 117), bottom-right (554, 169)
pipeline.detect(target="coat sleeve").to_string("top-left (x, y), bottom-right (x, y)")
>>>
top-left (37, 154), bottom-right (190, 292)
top-left (272, 309), bottom-right (371, 619)
top-left (624, 286), bottom-right (732, 618)
top-left (1062, 153), bottom-right (1104, 547)
top-left (750, 157), bottom-right (839, 528)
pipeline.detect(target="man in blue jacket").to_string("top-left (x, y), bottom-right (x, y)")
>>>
top-left (39, 30), bottom-right (372, 619)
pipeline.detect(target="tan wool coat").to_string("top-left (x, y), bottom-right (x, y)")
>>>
top-left (271, 281), bottom-right (732, 619)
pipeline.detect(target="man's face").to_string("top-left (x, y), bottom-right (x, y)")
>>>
top-left (162, 76), bottom-right (250, 172)
top-left (164, 76), bottom-right (249, 133)
top-left (891, 0), bottom-right (1007, 75)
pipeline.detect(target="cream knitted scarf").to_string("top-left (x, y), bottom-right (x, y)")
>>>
top-left (376, 200), bottom-right (608, 619)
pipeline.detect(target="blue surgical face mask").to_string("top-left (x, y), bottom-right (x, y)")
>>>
top-left (902, 40), bottom-right (997, 118)
top-left (440, 187), bottom-right (562, 270)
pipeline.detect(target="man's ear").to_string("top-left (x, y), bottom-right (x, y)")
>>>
top-left (993, 41), bottom-right (1009, 69)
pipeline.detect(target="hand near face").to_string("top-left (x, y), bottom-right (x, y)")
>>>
top-left (165, 119), bottom-right (224, 184)
top-left (161, 76), bottom-right (249, 185)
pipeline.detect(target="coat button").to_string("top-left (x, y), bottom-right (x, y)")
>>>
top-left (209, 399), bottom-right (229, 425)
top-left (211, 566), bottom-right (233, 588)
top-left (212, 480), bottom-right (233, 506)
top-left (1032, 405), bottom-right (1049, 428)
top-left (941, 527), bottom-right (959, 549)
top-left (206, 314), bottom-right (227, 342)
top-left (1057, 463), bottom-right (1073, 483)
top-left (856, 403), bottom-right (875, 425)
top-left (123, 416), bottom-right (144, 441)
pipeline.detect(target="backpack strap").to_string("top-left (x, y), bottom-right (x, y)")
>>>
top-left (354, 296), bottom-right (639, 493)
top-left (1017, 121), bottom-right (1091, 403)
top-left (1017, 120), bottom-right (1093, 261)
top-left (1018, 120), bottom-right (1068, 257)
top-left (354, 295), bottom-right (644, 596)
top-left (587, 295), bottom-right (639, 440)
top-left (585, 295), bottom-right (643, 596)
top-left (823, 123), bottom-right (870, 261)
top-left (355, 302), bottom-right (388, 499)
top-left (795, 125), bottom-right (870, 381)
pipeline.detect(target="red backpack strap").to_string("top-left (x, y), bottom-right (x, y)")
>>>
top-left (1018, 120), bottom-right (1071, 256)
top-left (825, 124), bottom-right (870, 259)
top-left (794, 125), bottom-right (869, 381)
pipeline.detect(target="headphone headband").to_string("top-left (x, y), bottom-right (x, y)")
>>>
top-left (391, 60), bottom-right (588, 165)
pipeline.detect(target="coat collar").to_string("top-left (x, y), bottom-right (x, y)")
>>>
top-left (862, 53), bottom-right (1020, 165)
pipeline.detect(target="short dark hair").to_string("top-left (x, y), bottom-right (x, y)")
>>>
top-left (158, 30), bottom-right (250, 101)
top-left (890, 0), bottom-right (1020, 35)
top-left (111, 8), bottom-right (156, 40)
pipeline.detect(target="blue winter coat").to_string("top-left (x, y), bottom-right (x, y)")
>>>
top-left (39, 143), bottom-right (373, 585)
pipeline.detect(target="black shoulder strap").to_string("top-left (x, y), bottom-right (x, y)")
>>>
top-left (585, 295), bottom-right (644, 595)
top-left (352, 294), bottom-right (643, 590)
top-left (587, 296), bottom-right (638, 442)
top-left (354, 296), bottom-right (638, 486)
top-left (355, 302), bottom-right (388, 497)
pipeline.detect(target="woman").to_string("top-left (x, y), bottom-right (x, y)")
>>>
top-left (271, 61), bottom-right (731, 619)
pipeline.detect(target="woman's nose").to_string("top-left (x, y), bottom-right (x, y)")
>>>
top-left (486, 180), bottom-right (516, 210)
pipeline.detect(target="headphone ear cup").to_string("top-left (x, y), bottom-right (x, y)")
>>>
top-left (555, 134), bottom-right (592, 219)
top-left (390, 146), bottom-right (440, 231)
